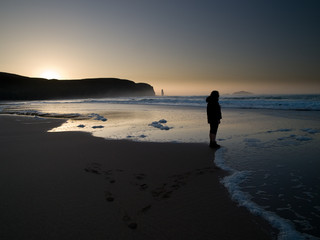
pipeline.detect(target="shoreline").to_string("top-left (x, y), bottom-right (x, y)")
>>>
top-left (0, 115), bottom-right (277, 239)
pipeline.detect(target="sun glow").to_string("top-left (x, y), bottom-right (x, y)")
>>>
top-left (40, 70), bottom-right (61, 79)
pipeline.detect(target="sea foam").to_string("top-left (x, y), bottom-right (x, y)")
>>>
top-left (149, 119), bottom-right (172, 130)
top-left (88, 113), bottom-right (107, 122)
top-left (214, 148), bottom-right (306, 240)
top-left (0, 109), bottom-right (83, 119)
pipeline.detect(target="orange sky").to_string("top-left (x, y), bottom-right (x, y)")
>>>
top-left (1, 0), bottom-right (319, 95)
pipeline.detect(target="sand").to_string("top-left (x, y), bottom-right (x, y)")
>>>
top-left (0, 115), bottom-right (276, 240)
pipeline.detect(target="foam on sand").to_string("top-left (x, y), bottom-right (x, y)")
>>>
top-left (88, 113), bottom-right (107, 122)
top-left (0, 109), bottom-right (84, 119)
top-left (92, 125), bottom-right (104, 129)
top-left (149, 119), bottom-right (172, 130)
top-left (301, 128), bottom-right (320, 134)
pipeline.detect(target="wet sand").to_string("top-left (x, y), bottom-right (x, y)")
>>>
top-left (0, 115), bottom-right (276, 239)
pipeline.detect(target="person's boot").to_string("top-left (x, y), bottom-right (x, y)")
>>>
top-left (210, 141), bottom-right (220, 149)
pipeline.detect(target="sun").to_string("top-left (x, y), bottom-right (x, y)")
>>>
top-left (40, 70), bottom-right (61, 80)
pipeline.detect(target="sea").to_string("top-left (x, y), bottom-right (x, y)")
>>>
top-left (1, 94), bottom-right (320, 240)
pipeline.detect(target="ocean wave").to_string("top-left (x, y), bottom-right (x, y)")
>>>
top-left (214, 148), bottom-right (308, 240)
top-left (1, 94), bottom-right (319, 111)
top-left (0, 109), bottom-right (108, 122)
top-left (0, 109), bottom-right (81, 118)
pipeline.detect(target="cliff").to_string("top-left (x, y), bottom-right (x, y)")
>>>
top-left (0, 72), bottom-right (155, 100)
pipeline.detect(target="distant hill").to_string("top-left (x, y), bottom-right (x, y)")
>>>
top-left (0, 72), bottom-right (155, 100)
top-left (232, 91), bottom-right (253, 95)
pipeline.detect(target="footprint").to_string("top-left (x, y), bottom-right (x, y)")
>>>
top-left (170, 184), bottom-right (180, 190)
top-left (149, 167), bottom-right (216, 201)
top-left (139, 184), bottom-right (148, 190)
top-left (151, 190), bottom-right (162, 198)
top-left (135, 173), bottom-right (146, 180)
top-left (105, 191), bottom-right (114, 202)
top-left (162, 191), bottom-right (172, 199)
top-left (123, 214), bottom-right (138, 230)
top-left (104, 170), bottom-right (113, 175)
top-left (84, 162), bottom-right (102, 174)
top-left (139, 205), bottom-right (152, 214)
top-left (128, 222), bottom-right (138, 230)
top-left (151, 184), bottom-right (168, 198)
top-left (122, 214), bottom-right (131, 222)
top-left (84, 168), bottom-right (101, 174)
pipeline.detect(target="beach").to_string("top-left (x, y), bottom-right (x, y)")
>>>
top-left (2, 0), bottom-right (319, 237)
top-left (0, 115), bottom-right (276, 240)
top-left (1, 95), bottom-right (319, 239)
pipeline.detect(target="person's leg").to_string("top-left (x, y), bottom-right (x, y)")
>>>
top-left (209, 123), bottom-right (220, 148)
top-left (209, 133), bottom-right (216, 142)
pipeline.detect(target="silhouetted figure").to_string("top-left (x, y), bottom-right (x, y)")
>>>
top-left (206, 90), bottom-right (222, 148)
top-left (161, 89), bottom-right (164, 96)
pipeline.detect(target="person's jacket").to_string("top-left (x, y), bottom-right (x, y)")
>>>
top-left (206, 96), bottom-right (222, 123)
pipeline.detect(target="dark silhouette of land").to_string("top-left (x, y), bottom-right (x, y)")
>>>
top-left (0, 72), bottom-right (155, 100)
top-left (232, 91), bottom-right (253, 95)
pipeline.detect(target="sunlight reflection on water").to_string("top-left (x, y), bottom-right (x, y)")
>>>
top-left (47, 103), bottom-right (209, 143)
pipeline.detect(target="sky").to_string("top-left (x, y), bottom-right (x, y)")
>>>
top-left (1, 0), bottom-right (319, 95)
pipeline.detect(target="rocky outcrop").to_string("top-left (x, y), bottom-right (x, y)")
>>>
top-left (232, 91), bottom-right (253, 95)
top-left (0, 72), bottom-right (155, 100)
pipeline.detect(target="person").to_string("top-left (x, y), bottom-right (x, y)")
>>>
top-left (206, 90), bottom-right (222, 148)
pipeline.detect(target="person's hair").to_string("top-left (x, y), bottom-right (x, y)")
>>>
top-left (206, 90), bottom-right (219, 102)
top-left (210, 90), bottom-right (219, 98)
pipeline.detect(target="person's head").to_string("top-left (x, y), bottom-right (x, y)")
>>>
top-left (210, 90), bottom-right (219, 99)
top-left (206, 90), bottom-right (219, 103)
